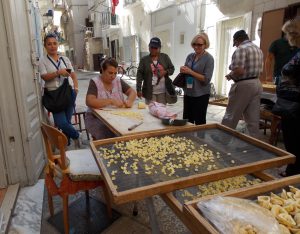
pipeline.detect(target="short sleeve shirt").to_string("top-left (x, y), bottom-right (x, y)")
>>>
top-left (269, 38), bottom-right (298, 77)
top-left (87, 78), bottom-right (131, 96)
top-left (39, 55), bottom-right (74, 90)
top-left (229, 40), bottom-right (263, 79)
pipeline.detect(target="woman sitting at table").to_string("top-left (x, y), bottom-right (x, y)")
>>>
top-left (85, 58), bottom-right (137, 140)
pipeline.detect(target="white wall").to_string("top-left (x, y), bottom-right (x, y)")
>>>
top-left (150, 1), bottom-right (201, 76)
top-left (67, 0), bottom-right (88, 68)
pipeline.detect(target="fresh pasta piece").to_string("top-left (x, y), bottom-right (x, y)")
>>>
top-left (277, 213), bottom-right (296, 227)
top-left (294, 213), bottom-right (300, 226)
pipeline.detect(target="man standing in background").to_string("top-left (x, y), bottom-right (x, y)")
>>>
top-left (265, 34), bottom-right (297, 85)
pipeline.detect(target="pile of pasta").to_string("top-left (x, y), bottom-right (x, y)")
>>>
top-left (109, 110), bottom-right (143, 120)
top-left (179, 175), bottom-right (261, 203)
top-left (257, 185), bottom-right (300, 234)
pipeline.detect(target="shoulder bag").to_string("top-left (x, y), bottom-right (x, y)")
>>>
top-left (42, 56), bottom-right (73, 113)
top-left (165, 77), bottom-right (177, 104)
top-left (42, 78), bottom-right (73, 113)
top-left (172, 73), bottom-right (186, 88)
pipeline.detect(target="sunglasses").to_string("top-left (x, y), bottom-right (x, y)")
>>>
top-left (193, 43), bottom-right (204, 47)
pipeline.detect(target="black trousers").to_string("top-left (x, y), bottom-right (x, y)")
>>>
top-left (183, 94), bottom-right (210, 125)
top-left (282, 116), bottom-right (300, 176)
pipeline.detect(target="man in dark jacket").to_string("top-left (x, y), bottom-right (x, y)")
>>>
top-left (136, 37), bottom-right (175, 104)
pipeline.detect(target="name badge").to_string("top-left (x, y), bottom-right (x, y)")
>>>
top-left (152, 76), bottom-right (158, 86)
top-left (186, 76), bottom-right (193, 89)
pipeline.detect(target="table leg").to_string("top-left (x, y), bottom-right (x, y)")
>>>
top-left (145, 197), bottom-right (160, 234)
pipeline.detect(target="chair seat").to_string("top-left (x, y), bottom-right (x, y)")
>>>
top-left (66, 149), bottom-right (102, 181)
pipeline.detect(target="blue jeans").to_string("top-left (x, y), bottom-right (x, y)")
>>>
top-left (53, 90), bottom-right (79, 140)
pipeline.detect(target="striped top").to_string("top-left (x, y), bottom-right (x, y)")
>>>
top-left (229, 40), bottom-right (263, 80)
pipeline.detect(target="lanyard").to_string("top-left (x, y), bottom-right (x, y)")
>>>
top-left (152, 61), bottom-right (162, 85)
top-left (47, 55), bottom-right (62, 71)
top-left (191, 54), bottom-right (197, 70)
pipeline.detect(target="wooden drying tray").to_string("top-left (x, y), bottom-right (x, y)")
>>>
top-left (160, 171), bottom-right (275, 233)
top-left (209, 97), bottom-right (228, 107)
top-left (90, 123), bottom-right (294, 205)
top-left (183, 175), bottom-right (300, 234)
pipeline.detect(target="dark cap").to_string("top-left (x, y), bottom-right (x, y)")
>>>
top-left (233, 30), bottom-right (248, 46)
top-left (149, 37), bottom-right (161, 48)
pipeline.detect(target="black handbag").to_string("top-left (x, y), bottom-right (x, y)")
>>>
top-left (165, 77), bottom-right (177, 104)
top-left (42, 78), bottom-right (73, 113)
top-left (172, 73), bottom-right (186, 88)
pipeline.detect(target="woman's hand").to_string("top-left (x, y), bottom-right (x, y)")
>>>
top-left (180, 66), bottom-right (192, 75)
top-left (111, 99), bottom-right (124, 108)
top-left (124, 100), bottom-right (134, 108)
top-left (57, 69), bottom-right (70, 77)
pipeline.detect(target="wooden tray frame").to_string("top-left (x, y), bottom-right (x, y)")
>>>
top-left (161, 171), bottom-right (275, 232)
top-left (91, 123), bottom-right (294, 205)
top-left (183, 175), bottom-right (300, 234)
top-left (262, 83), bottom-right (276, 93)
top-left (208, 98), bottom-right (228, 107)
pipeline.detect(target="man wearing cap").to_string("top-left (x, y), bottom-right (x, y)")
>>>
top-left (136, 37), bottom-right (175, 104)
top-left (221, 30), bottom-right (263, 138)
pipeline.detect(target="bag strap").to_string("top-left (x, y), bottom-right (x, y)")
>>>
top-left (47, 55), bottom-right (69, 79)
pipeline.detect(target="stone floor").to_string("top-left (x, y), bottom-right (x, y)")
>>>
top-left (14, 71), bottom-right (287, 234)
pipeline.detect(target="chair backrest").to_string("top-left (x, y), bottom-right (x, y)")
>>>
top-left (41, 122), bottom-right (69, 171)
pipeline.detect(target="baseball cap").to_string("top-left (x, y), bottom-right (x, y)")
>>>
top-left (233, 30), bottom-right (248, 46)
top-left (149, 37), bottom-right (161, 48)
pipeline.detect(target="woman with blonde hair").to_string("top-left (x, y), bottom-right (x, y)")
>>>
top-left (180, 33), bottom-right (214, 125)
top-left (276, 18), bottom-right (300, 176)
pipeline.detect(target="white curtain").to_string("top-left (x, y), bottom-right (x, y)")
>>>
top-left (214, 13), bottom-right (252, 96)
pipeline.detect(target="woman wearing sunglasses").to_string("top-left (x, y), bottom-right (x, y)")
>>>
top-left (180, 33), bottom-right (214, 125)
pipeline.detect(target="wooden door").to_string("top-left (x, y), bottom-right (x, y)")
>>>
top-left (260, 8), bottom-right (285, 81)
top-left (0, 0), bottom-right (45, 186)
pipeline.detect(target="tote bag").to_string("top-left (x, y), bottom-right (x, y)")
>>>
top-left (42, 78), bottom-right (73, 113)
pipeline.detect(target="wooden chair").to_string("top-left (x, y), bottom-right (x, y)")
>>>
top-left (41, 122), bottom-right (112, 234)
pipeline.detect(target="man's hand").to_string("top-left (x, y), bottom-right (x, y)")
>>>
top-left (225, 74), bottom-right (232, 81)
top-left (137, 92), bottom-right (143, 98)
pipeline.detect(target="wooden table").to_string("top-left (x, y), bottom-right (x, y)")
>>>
top-left (209, 97), bottom-right (281, 145)
top-left (92, 103), bottom-right (191, 136)
top-left (262, 82), bottom-right (276, 94)
top-left (183, 174), bottom-right (300, 234)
